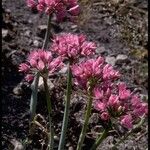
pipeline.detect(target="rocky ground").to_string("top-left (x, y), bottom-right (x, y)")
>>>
top-left (2, 0), bottom-right (148, 149)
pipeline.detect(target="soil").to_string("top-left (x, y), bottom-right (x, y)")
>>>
top-left (2, 0), bottom-right (148, 150)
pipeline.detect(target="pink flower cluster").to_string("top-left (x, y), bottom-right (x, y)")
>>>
top-left (71, 56), bottom-right (147, 129)
top-left (51, 33), bottom-right (96, 60)
top-left (93, 82), bottom-right (148, 129)
top-left (71, 56), bottom-right (120, 89)
top-left (19, 49), bottom-right (62, 82)
top-left (18, 32), bottom-right (148, 130)
top-left (27, 0), bottom-right (80, 21)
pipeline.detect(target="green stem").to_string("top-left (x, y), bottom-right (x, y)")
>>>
top-left (112, 117), bottom-right (145, 150)
top-left (76, 87), bottom-right (93, 150)
top-left (90, 129), bottom-right (109, 150)
top-left (29, 15), bottom-right (52, 121)
top-left (30, 73), bottom-right (40, 121)
top-left (43, 77), bottom-right (54, 150)
top-left (42, 15), bottom-right (52, 49)
top-left (58, 62), bottom-right (72, 150)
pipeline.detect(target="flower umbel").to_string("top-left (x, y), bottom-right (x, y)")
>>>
top-left (72, 56), bottom-right (119, 89)
top-left (26, 0), bottom-right (80, 21)
top-left (51, 33), bottom-right (96, 60)
top-left (93, 82), bottom-right (148, 129)
top-left (72, 56), bottom-right (147, 130)
top-left (19, 49), bottom-right (63, 82)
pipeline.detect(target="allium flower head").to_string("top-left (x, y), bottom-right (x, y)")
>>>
top-left (26, 0), bottom-right (80, 21)
top-left (71, 53), bottom-right (147, 128)
top-left (72, 56), bottom-right (119, 89)
top-left (93, 82), bottom-right (148, 129)
top-left (19, 49), bottom-right (63, 82)
top-left (51, 33), bottom-right (96, 60)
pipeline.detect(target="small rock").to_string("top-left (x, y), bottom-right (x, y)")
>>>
top-left (59, 65), bottom-right (67, 74)
top-left (71, 25), bottom-right (78, 29)
top-left (28, 19), bottom-right (33, 24)
top-left (24, 30), bottom-right (31, 37)
top-left (13, 85), bottom-right (23, 95)
top-left (93, 125), bottom-right (103, 133)
top-left (10, 139), bottom-right (24, 150)
top-left (2, 29), bottom-right (9, 39)
top-left (33, 40), bottom-right (41, 47)
top-left (68, 146), bottom-right (74, 150)
top-left (66, 142), bottom-right (71, 147)
top-left (54, 136), bottom-right (59, 142)
top-left (96, 46), bottom-right (107, 55)
top-left (116, 54), bottom-right (130, 64)
top-left (8, 43), bottom-right (17, 49)
top-left (29, 39), bottom-right (33, 45)
top-left (5, 8), bottom-right (11, 13)
top-left (13, 22), bottom-right (18, 27)
top-left (111, 0), bottom-right (121, 4)
top-left (105, 17), bottom-right (113, 25)
top-left (71, 25), bottom-right (78, 32)
top-left (139, 94), bottom-right (148, 101)
top-left (37, 25), bottom-right (47, 38)
top-left (105, 56), bottom-right (116, 66)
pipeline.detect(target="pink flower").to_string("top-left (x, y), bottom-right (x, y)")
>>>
top-left (100, 112), bottom-right (110, 121)
top-left (26, 0), bottom-right (80, 22)
top-left (19, 63), bottom-right (30, 72)
top-left (68, 5), bottom-right (80, 16)
top-left (108, 94), bottom-right (120, 109)
top-left (103, 64), bottom-right (120, 80)
top-left (48, 56), bottom-right (63, 73)
top-left (71, 51), bottom-right (147, 126)
top-left (28, 50), bottom-right (39, 60)
top-left (93, 87), bottom-right (104, 99)
top-left (94, 101), bottom-right (106, 112)
top-left (120, 114), bottom-right (133, 129)
top-left (27, 0), bottom-right (37, 8)
top-left (37, 60), bottom-right (45, 71)
top-left (72, 56), bottom-right (119, 89)
top-left (118, 82), bottom-right (131, 100)
top-left (133, 102), bottom-right (148, 117)
top-left (131, 95), bottom-right (141, 107)
top-left (81, 41), bottom-right (96, 56)
top-left (25, 74), bottom-right (34, 82)
top-left (29, 59), bottom-right (37, 67)
top-left (51, 33), bottom-right (96, 59)
top-left (37, 3), bottom-right (45, 12)
top-left (38, 0), bottom-right (45, 4)
top-left (38, 50), bottom-right (52, 63)
top-left (19, 49), bottom-right (63, 82)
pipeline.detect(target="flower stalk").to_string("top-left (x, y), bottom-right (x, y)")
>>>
top-left (90, 129), bottom-right (109, 150)
top-left (30, 73), bottom-right (40, 121)
top-left (58, 61), bottom-right (72, 150)
top-left (43, 76), bottom-right (54, 150)
top-left (29, 14), bottom-right (52, 121)
top-left (42, 15), bottom-right (52, 49)
top-left (76, 84), bottom-right (93, 150)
